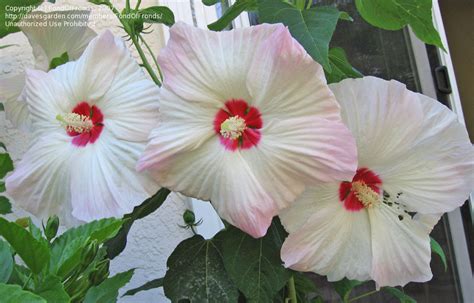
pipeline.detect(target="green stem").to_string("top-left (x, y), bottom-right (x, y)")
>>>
top-left (108, 3), bottom-right (161, 86)
top-left (287, 276), bottom-right (297, 303)
top-left (139, 34), bottom-right (164, 82)
top-left (135, 0), bottom-right (142, 10)
top-left (348, 289), bottom-right (379, 302)
top-left (22, 273), bottom-right (32, 289)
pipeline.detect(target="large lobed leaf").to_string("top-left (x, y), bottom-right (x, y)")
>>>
top-left (355, 0), bottom-right (444, 49)
top-left (326, 47), bottom-right (363, 84)
top-left (216, 218), bottom-right (291, 302)
top-left (258, 0), bottom-right (345, 71)
top-left (0, 0), bottom-right (43, 38)
top-left (0, 240), bottom-right (13, 283)
top-left (0, 217), bottom-right (50, 274)
top-left (163, 235), bottom-right (239, 302)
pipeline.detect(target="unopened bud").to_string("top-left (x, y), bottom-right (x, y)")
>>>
top-left (89, 259), bottom-right (110, 286)
top-left (15, 217), bottom-right (29, 228)
top-left (45, 215), bottom-right (59, 241)
top-left (81, 240), bottom-right (99, 266)
top-left (183, 210), bottom-right (196, 226)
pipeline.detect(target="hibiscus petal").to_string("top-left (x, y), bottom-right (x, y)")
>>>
top-left (141, 138), bottom-right (276, 238)
top-left (5, 132), bottom-right (78, 224)
top-left (331, 77), bottom-right (474, 214)
top-left (70, 132), bottom-right (158, 221)
top-left (280, 185), bottom-right (372, 281)
top-left (157, 22), bottom-right (289, 104)
top-left (247, 24), bottom-right (341, 122)
top-left (0, 74), bottom-right (31, 131)
top-left (20, 10), bottom-right (97, 70)
top-left (369, 206), bottom-right (440, 287)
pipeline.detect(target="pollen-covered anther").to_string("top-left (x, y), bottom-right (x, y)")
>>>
top-left (351, 181), bottom-right (380, 208)
top-left (220, 116), bottom-right (247, 140)
top-left (56, 113), bottom-right (94, 133)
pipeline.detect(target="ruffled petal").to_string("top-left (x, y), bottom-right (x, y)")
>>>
top-left (5, 132), bottom-right (77, 224)
top-left (141, 138), bottom-right (276, 238)
top-left (157, 22), bottom-right (289, 105)
top-left (242, 117), bottom-right (357, 210)
top-left (247, 24), bottom-right (341, 122)
top-left (20, 10), bottom-right (97, 70)
top-left (331, 77), bottom-right (474, 214)
top-left (280, 185), bottom-right (372, 281)
top-left (0, 74), bottom-right (31, 131)
top-left (70, 131), bottom-right (158, 221)
top-left (369, 206), bottom-right (440, 287)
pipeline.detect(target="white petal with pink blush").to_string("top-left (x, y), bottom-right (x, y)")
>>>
top-left (137, 22), bottom-right (358, 238)
top-left (6, 30), bottom-right (160, 225)
top-left (280, 76), bottom-right (474, 287)
top-left (0, 9), bottom-right (96, 131)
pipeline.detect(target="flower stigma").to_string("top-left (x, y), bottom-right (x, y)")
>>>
top-left (351, 181), bottom-right (380, 208)
top-left (56, 113), bottom-right (94, 134)
top-left (220, 116), bottom-right (247, 140)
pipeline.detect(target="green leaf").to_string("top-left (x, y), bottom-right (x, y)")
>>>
top-left (430, 237), bottom-right (447, 271)
top-left (83, 269), bottom-right (134, 303)
top-left (0, 217), bottom-right (50, 274)
top-left (0, 142), bottom-right (7, 151)
top-left (355, 0), bottom-right (444, 50)
top-left (0, 153), bottom-right (14, 178)
top-left (0, 196), bottom-right (12, 214)
top-left (334, 278), bottom-right (364, 302)
top-left (50, 218), bottom-right (123, 277)
top-left (122, 277), bottom-right (163, 297)
top-left (49, 52), bottom-right (69, 70)
top-left (0, 181), bottom-right (5, 192)
top-left (140, 6), bottom-right (175, 26)
top-left (208, 0), bottom-right (257, 31)
top-left (0, 103), bottom-right (4, 111)
top-left (382, 287), bottom-right (416, 303)
top-left (0, 0), bottom-right (43, 38)
top-left (35, 275), bottom-right (70, 303)
top-left (339, 11), bottom-right (353, 22)
top-left (294, 272), bottom-right (319, 303)
top-left (216, 218), bottom-right (291, 302)
top-left (258, 1), bottom-right (343, 71)
top-left (0, 240), bottom-right (13, 283)
top-left (163, 235), bottom-right (239, 302)
top-left (0, 283), bottom-right (46, 303)
top-left (106, 188), bottom-right (170, 259)
top-left (326, 47), bottom-right (363, 84)
top-left (7, 264), bottom-right (32, 287)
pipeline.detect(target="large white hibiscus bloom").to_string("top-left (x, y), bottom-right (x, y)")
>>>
top-left (280, 77), bottom-right (474, 287)
top-left (6, 30), bottom-right (160, 224)
top-left (137, 22), bottom-right (357, 238)
top-left (0, 9), bottom-right (96, 131)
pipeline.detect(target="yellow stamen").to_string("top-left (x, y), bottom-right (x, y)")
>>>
top-left (220, 116), bottom-right (247, 140)
top-left (56, 113), bottom-right (93, 133)
top-left (352, 181), bottom-right (380, 208)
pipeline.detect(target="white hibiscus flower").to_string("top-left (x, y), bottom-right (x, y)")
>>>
top-left (6, 30), bottom-right (160, 224)
top-left (137, 22), bottom-right (358, 238)
top-left (0, 9), bottom-right (96, 131)
top-left (280, 76), bottom-right (474, 287)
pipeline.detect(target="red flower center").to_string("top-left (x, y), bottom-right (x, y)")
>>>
top-left (213, 99), bottom-right (262, 151)
top-left (58, 102), bottom-right (104, 147)
top-left (339, 168), bottom-right (382, 211)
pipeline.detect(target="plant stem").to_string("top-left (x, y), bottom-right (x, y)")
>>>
top-left (107, 3), bottom-right (161, 86)
top-left (22, 273), bottom-right (32, 289)
top-left (135, 0), bottom-right (142, 10)
top-left (287, 276), bottom-right (297, 303)
top-left (139, 34), bottom-right (164, 82)
top-left (348, 289), bottom-right (379, 302)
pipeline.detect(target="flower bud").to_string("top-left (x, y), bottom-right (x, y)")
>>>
top-left (81, 240), bottom-right (99, 266)
top-left (89, 259), bottom-right (110, 286)
top-left (44, 215), bottom-right (59, 241)
top-left (183, 209), bottom-right (196, 226)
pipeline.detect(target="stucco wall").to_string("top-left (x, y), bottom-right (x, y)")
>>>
top-left (0, 0), bottom-right (223, 301)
